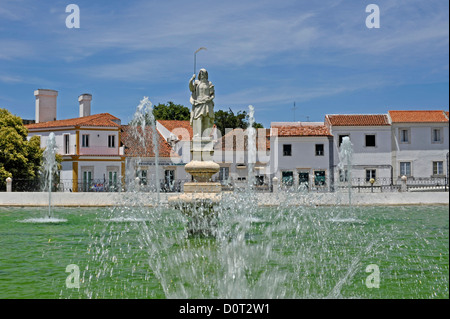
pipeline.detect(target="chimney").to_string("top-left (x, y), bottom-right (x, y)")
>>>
top-left (78, 94), bottom-right (92, 117)
top-left (34, 89), bottom-right (58, 123)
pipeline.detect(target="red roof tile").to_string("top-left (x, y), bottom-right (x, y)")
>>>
top-left (271, 123), bottom-right (332, 137)
top-left (121, 125), bottom-right (177, 158)
top-left (157, 120), bottom-right (193, 140)
top-left (325, 114), bottom-right (390, 126)
top-left (25, 113), bottom-right (120, 129)
top-left (389, 110), bottom-right (449, 123)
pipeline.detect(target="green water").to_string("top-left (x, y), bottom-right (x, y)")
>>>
top-left (0, 205), bottom-right (448, 299)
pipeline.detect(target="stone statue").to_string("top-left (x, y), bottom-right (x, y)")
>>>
top-left (189, 68), bottom-right (215, 139)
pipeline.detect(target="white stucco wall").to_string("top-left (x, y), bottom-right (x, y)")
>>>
top-left (78, 128), bottom-right (119, 156)
top-left (28, 130), bottom-right (77, 155)
top-left (392, 123), bottom-right (449, 179)
top-left (330, 126), bottom-right (393, 182)
top-left (270, 136), bottom-right (331, 186)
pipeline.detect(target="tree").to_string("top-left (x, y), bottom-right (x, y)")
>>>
top-left (129, 102), bottom-right (264, 137)
top-left (214, 108), bottom-right (264, 136)
top-left (152, 102), bottom-right (191, 121)
top-left (129, 101), bottom-right (191, 126)
top-left (0, 108), bottom-right (43, 191)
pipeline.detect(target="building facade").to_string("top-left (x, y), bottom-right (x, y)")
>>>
top-left (213, 128), bottom-right (271, 188)
top-left (325, 114), bottom-right (393, 185)
top-left (121, 124), bottom-right (187, 192)
top-left (26, 90), bottom-right (125, 192)
top-left (270, 122), bottom-right (333, 189)
top-left (22, 88), bottom-right (449, 192)
top-left (389, 110), bottom-right (449, 181)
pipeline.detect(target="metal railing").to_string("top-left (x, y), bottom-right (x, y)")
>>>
top-left (402, 176), bottom-right (448, 192)
top-left (336, 177), bottom-right (448, 193)
top-left (2, 176), bottom-right (447, 193)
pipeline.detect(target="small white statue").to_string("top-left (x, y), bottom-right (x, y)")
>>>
top-left (189, 68), bottom-right (215, 139)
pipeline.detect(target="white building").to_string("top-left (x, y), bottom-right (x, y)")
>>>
top-left (388, 110), bottom-right (449, 181)
top-left (26, 90), bottom-right (125, 192)
top-left (24, 90), bottom-right (449, 193)
top-left (270, 122), bottom-right (333, 189)
top-left (325, 114), bottom-right (393, 185)
top-left (121, 124), bottom-right (188, 192)
top-left (213, 128), bottom-right (271, 188)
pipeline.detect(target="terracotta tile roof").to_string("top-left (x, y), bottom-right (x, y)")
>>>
top-left (271, 123), bottom-right (332, 137)
top-left (215, 128), bottom-right (270, 151)
top-left (25, 113), bottom-right (120, 129)
top-left (157, 120), bottom-right (193, 140)
top-left (325, 114), bottom-right (390, 126)
top-left (389, 110), bottom-right (449, 123)
top-left (121, 125), bottom-right (177, 158)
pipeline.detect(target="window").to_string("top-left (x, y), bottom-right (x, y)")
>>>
top-left (432, 129), bottom-right (442, 143)
top-left (82, 134), bottom-right (89, 147)
top-left (108, 135), bottom-right (115, 148)
top-left (64, 134), bottom-right (70, 154)
top-left (314, 170), bottom-right (326, 186)
top-left (298, 172), bottom-right (309, 185)
top-left (400, 129), bottom-right (409, 143)
top-left (433, 161), bottom-right (444, 176)
top-left (365, 135), bottom-right (376, 147)
top-left (137, 170), bottom-right (147, 185)
top-left (282, 171), bottom-right (294, 186)
top-left (108, 171), bottom-right (118, 189)
top-left (338, 135), bottom-right (350, 147)
top-left (315, 144), bottom-right (324, 156)
top-left (82, 170), bottom-right (92, 192)
top-left (283, 144), bottom-right (292, 156)
top-left (165, 170), bottom-right (175, 187)
top-left (219, 167), bottom-right (229, 181)
top-left (366, 169), bottom-right (376, 182)
top-left (255, 175), bottom-right (264, 186)
top-left (339, 169), bottom-right (348, 182)
top-left (400, 162), bottom-right (411, 176)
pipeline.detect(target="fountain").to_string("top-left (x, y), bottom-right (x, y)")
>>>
top-left (168, 68), bottom-right (221, 235)
top-left (130, 97), bottom-right (160, 203)
top-left (247, 105), bottom-right (256, 190)
top-left (338, 136), bottom-right (353, 207)
top-left (124, 71), bottom-right (376, 298)
top-left (70, 71), bottom-right (448, 300)
top-left (43, 132), bottom-right (58, 218)
top-left (20, 132), bottom-right (67, 223)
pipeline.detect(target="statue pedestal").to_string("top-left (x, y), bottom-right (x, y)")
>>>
top-left (168, 160), bottom-right (221, 207)
top-left (184, 160), bottom-right (220, 182)
top-left (168, 187), bottom-right (221, 236)
top-left (191, 137), bottom-right (215, 162)
top-left (168, 152), bottom-right (221, 236)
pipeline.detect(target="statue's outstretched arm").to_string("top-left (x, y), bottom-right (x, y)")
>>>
top-left (210, 83), bottom-right (215, 100)
top-left (189, 75), bottom-right (196, 92)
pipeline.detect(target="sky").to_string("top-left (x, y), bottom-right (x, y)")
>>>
top-left (0, 0), bottom-right (448, 128)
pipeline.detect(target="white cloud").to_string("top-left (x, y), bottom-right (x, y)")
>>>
top-left (0, 75), bottom-right (22, 83)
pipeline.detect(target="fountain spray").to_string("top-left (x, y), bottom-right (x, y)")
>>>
top-left (43, 132), bottom-right (58, 218)
top-left (338, 136), bottom-right (353, 207)
top-left (247, 105), bottom-right (256, 190)
top-left (131, 97), bottom-right (160, 203)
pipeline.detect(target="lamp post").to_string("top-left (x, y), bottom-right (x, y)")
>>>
top-left (446, 152), bottom-right (449, 191)
top-left (194, 47), bottom-right (207, 75)
top-left (369, 178), bottom-right (375, 193)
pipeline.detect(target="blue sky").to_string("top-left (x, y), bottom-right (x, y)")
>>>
top-left (0, 0), bottom-right (448, 127)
